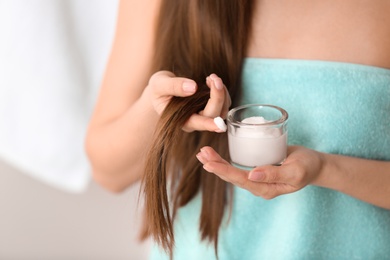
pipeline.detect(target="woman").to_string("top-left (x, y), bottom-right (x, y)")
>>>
top-left (86, 0), bottom-right (390, 259)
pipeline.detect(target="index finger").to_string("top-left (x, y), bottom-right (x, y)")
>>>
top-left (198, 146), bottom-right (251, 186)
top-left (201, 74), bottom-right (226, 118)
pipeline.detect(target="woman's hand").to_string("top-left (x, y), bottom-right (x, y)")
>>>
top-left (146, 71), bottom-right (231, 132)
top-left (196, 146), bottom-right (325, 199)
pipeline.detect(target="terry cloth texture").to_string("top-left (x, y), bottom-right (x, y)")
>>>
top-left (150, 58), bottom-right (390, 260)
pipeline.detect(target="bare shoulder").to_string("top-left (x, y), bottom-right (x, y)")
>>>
top-left (91, 0), bottom-right (161, 124)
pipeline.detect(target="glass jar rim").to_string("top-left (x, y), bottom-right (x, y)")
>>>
top-left (227, 104), bottom-right (288, 126)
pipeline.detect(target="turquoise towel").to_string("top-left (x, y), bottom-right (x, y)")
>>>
top-left (241, 58), bottom-right (390, 161)
top-left (151, 58), bottom-right (390, 260)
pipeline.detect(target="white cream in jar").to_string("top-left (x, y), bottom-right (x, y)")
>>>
top-left (227, 105), bottom-right (288, 169)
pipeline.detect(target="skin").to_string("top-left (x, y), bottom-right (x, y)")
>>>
top-left (85, 0), bottom-right (390, 209)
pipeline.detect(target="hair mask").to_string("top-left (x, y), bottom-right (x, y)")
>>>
top-left (227, 104), bottom-right (288, 169)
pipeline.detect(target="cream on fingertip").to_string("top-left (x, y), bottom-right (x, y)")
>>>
top-left (214, 117), bottom-right (227, 132)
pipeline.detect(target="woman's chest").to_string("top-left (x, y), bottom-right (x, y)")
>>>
top-left (247, 1), bottom-right (390, 69)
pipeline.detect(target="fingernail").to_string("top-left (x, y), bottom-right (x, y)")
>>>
top-left (196, 152), bottom-right (206, 164)
top-left (203, 164), bottom-right (212, 172)
top-left (210, 73), bottom-right (218, 80)
top-left (210, 74), bottom-right (223, 90)
top-left (182, 81), bottom-right (196, 93)
top-left (199, 148), bottom-right (210, 160)
top-left (248, 171), bottom-right (265, 182)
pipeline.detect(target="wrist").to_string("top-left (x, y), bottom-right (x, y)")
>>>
top-left (311, 152), bottom-right (344, 192)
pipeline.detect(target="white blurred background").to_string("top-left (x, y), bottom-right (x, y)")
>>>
top-left (0, 161), bottom-right (149, 260)
top-left (0, 0), bottom-right (150, 259)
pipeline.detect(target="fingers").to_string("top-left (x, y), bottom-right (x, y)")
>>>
top-left (149, 70), bottom-right (197, 97)
top-left (248, 162), bottom-right (307, 188)
top-left (248, 165), bottom-right (289, 184)
top-left (197, 146), bottom-right (251, 186)
top-left (196, 146), bottom-right (230, 165)
top-left (221, 88), bottom-right (232, 118)
top-left (183, 114), bottom-right (224, 133)
top-left (183, 73), bottom-right (231, 133)
top-left (248, 146), bottom-right (323, 189)
top-left (201, 74), bottom-right (226, 118)
top-left (197, 147), bottom-right (281, 199)
top-left (149, 71), bottom-right (231, 133)
top-left (196, 146), bottom-right (303, 199)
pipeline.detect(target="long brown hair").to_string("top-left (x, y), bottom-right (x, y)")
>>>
top-left (141, 0), bottom-right (254, 255)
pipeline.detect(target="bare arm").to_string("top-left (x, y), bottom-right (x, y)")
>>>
top-left (85, 0), bottom-right (229, 192)
top-left (314, 151), bottom-right (390, 209)
top-left (85, 0), bottom-right (161, 192)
